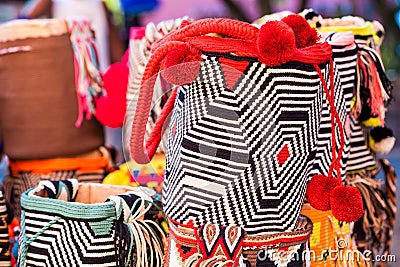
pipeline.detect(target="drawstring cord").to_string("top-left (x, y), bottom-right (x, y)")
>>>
top-left (19, 212), bottom-right (61, 267)
top-left (313, 60), bottom-right (345, 183)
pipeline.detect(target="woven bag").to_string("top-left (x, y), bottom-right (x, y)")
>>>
top-left (124, 18), bottom-right (190, 156)
top-left (0, 189), bottom-right (12, 266)
top-left (129, 15), bottom-right (360, 266)
top-left (131, 15), bottom-right (348, 231)
top-left (0, 19), bottom-right (104, 160)
top-left (303, 11), bottom-right (394, 174)
top-left (300, 12), bottom-right (395, 266)
top-left (18, 179), bottom-right (166, 267)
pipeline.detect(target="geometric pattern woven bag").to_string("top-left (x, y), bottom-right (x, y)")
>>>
top-left (131, 15), bottom-right (346, 233)
top-left (18, 179), bottom-right (166, 267)
top-left (125, 18), bottom-right (189, 155)
top-left (130, 15), bottom-right (361, 266)
top-left (304, 11), bottom-right (393, 174)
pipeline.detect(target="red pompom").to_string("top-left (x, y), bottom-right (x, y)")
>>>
top-left (330, 185), bottom-right (364, 222)
top-left (282, 14), bottom-right (320, 48)
top-left (257, 20), bottom-right (296, 66)
top-left (306, 174), bottom-right (341, 211)
top-left (95, 61), bottom-right (129, 128)
top-left (95, 94), bottom-right (127, 128)
top-left (103, 62), bottom-right (129, 95)
top-left (161, 43), bottom-right (201, 85)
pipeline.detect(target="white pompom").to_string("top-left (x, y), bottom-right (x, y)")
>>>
top-left (372, 137), bottom-right (396, 154)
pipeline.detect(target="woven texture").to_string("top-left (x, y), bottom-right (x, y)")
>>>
top-left (164, 215), bottom-right (312, 267)
top-left (19, 180), bottom-right (166, 267)
top-left (163, 53), bottom-right (335, 234)
top-left (5, 169), bottom-right (105, 220)
top-left (0, 19), bottom-right (104, 160)
top-left (125, 18), bottom-right (189, 156)
top-left (0, 191), bottom-right (11, 267)
top-left (301, 205), bottom-right (352, 267)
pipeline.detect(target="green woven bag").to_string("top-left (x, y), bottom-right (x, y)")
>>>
top-left (19, 179), bottom-right (166, 267)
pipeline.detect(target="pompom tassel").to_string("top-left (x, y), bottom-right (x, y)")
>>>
top-left (369, 126), bottom-right (396, 154)
top-left (257, 20), bottom-right (296, 66)
top-left (306, 174), bottom-right (340, 211)
top-left (161, 43), bottom-right (201, 85)
top-left (281, 14), bottom-right (320, 48)
top-left (330, 186), bottom-right (364, 222)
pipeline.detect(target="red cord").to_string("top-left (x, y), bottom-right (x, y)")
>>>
top-left (152, 18), bottom-right (260, 52)
top-left (146, 88), bottom-right (178, 158)
top-left (313, 61), bottom-right (345, 184)
top-left (130, 41), bottom-right (186, 164)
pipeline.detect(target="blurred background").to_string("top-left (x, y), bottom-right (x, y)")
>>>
top-left (1, 0), bottom-right (399, 264)
top-left (1, 0), bottom-right (399, 71)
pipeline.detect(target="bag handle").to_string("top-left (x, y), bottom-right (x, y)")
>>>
top-left (130, 41), bottom-right (184, 164)
top-left (151, 18), bottom-right (260, 51)
top-left (130, 17), bottom-right (333, 164)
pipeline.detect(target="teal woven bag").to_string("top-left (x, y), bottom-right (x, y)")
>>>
top-left (18, 179), bottom-right (166, 267)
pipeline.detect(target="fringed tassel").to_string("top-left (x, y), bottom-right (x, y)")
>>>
top-left (67, 19), bottom-right (104, 127)
top-left (356, 51), bottom-right (385, 125)
top-left (363, 47), bottom-right (393, 104)
top-left (346, 173), bottom-right (391, 263)
top-left (380, 159), bottom-right (397, 262)
top-left (113, 197), bottom-right (166, 267)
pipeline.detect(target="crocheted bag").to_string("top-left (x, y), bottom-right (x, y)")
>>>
top-left (124, 17), bottom-right (190, 156)
top-left (303, 11), bottom-right (394, 174)
top-left (131, 16), bottom-right (356, 229)
top-left (18, 179), bottom-right (166, 267)
top-left (0, 19), bottom-right (104, 160)
top-left (130, 16), bottom-right (366, 266)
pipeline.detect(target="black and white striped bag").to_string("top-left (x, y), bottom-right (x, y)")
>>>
top-left (18, 179), bottom-right (166, 267)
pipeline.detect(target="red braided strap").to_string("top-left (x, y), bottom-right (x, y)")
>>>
top-left (152, 18), bottom-right (259, 51)
top-left (184, 36), bottom-right (259, 57)
top-left (130, 41), bottom-right (185, 164)
top-left (146, 88), bottom-right (178, 159)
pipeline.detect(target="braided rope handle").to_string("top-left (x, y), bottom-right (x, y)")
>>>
top-left (130, 19), bottom-right (261, 164)
top-left (126, 18), bottom-right (191, 155)
top-left (152, 18), bottom-right (259, 51)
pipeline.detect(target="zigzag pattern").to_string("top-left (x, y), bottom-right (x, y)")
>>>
top-left (308, 34), bottom-right (357, 180)
top-left (164, 54), bottom-right (328, 234)
top-left (342, 36), bottom-right (381, 173)
top-left (23, 211), bottom-right (116, 267)
top-left (0, 192), bottom-right (10, 266)
top-left (346, 114), bottom-right (377, 172)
